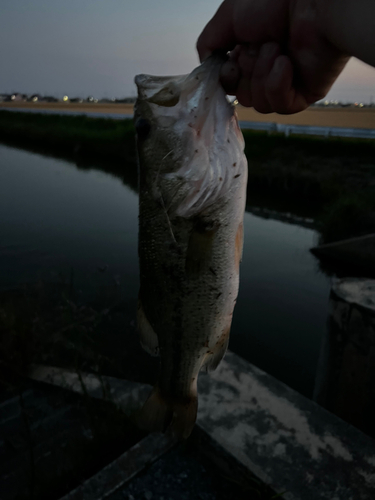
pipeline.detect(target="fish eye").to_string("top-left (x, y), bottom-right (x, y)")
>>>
top-left (135, 118), bottom-right (151, 139)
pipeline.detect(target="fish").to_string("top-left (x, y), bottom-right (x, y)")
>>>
top-left (134, 55), bottom-right (248, 439)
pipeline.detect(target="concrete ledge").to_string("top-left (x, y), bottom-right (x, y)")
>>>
top-left (197, 352), bottom-right (375, 500)
top-left (28, 364), bottom-right (151, 416)
top-left (29, 352), bottom-right (375, 499)
top-left (311, 234), bottom-right (375, 272)
top-left (59, 433), bottom-right (176, 500)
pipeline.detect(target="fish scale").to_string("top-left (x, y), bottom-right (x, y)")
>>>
top-left (134, 55), bottom-right (248, 439)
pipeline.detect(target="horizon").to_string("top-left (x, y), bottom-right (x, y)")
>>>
top-left (1, 0), bottom-right (375, 104)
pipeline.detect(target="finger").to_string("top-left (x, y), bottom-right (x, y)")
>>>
top-left (265, 56), bottom-right (309, 114)
top-left (197, 0), bottom-right (236, 61)
top-left (220, 60), bottom-right (240, 95)
top-left (236, 76), bottom-right (253, 107)
top-left (237, 45), bottom-right (258, 77)
top-left (251, 42), bottom-right (281, 113)
top-left (225, 45), bottom-right (258, 104)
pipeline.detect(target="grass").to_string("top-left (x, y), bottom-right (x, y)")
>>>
top-left (1, 109), bottom-right (375, 242)
top-left (0, 110), bottom-right (137, 163)
top-left (0, 276), bottom-right (158, 400)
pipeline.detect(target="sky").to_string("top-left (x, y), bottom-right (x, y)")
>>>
top-left (1, 0), bottom-right (374, 103)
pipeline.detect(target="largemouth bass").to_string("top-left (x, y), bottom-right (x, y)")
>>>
top-left (134, 55), bottom-right (248, 439)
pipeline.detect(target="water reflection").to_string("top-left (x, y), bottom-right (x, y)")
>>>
top-left (0, 143), bottom-right (332, 399)
top-left (0, 144), bottom-right (139, 300)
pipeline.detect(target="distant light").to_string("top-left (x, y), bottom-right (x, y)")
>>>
top-left (63, 95), bottom-right (69, 102)
top-left (32, 96), bottom-right (38, 102)
top-left (11, 94), bottom-right (16, 100)
top-left (324, 100), bottom-right (329, 106)
top-left (359, 103), bottom-right (364, 107)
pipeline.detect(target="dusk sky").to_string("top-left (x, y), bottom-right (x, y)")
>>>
top-left (1, 0), bottom-right (374, 103)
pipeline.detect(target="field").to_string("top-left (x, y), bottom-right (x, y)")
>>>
top-left (2, 101), bottom-right (375, 129)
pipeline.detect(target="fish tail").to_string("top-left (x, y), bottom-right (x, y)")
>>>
top-left (137, 385), bottom-right (198, 440)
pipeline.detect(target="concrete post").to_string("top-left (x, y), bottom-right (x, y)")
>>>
top-left (314, 278), bottom-right (375, 438)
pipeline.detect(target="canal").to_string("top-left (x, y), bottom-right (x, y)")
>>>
top-left (0, 143), bottom-right (332, 397)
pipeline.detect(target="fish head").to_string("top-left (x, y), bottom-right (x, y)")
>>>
top-left (134, 55), bottom-right (246, 217)
top-left (134, 73), bottom-right (185, 176)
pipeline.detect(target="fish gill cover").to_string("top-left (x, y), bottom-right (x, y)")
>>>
top-left (134, 55), bottom-right (246, 218)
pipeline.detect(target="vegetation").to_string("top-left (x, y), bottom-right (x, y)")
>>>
top-left (1, 110), bottom-right (375, 242)
top-left (0, 278), bottom-right (158, 400)
top-left (0, 110), bottom-right (137, 163)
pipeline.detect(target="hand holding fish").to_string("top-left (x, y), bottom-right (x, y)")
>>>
top-left (197, 0), bottom-right (375, 114)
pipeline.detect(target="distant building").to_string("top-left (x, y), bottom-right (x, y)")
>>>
top-left (42, 96), bottom-right (59, 103)
top-left (10, 93), bottom-right (26, 102)
top-left (27, 94), bottom-right (41, 102)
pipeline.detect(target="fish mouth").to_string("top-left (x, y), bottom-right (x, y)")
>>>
top-left (134, 54), bottom-right (226, 107)
top-left (134, 74), bottom-right (184, 107)
top-left (135, 54), bottom-right (245, 219)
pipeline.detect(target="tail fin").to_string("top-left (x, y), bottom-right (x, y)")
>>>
top-left (137, 385), bottom-right (198, 440)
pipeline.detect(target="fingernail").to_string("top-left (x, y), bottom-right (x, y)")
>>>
top-left (271, 57), bottom-right (285, 77)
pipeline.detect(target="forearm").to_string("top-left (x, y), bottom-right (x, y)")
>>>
top-left (315, 0), bottom-right (375, 66)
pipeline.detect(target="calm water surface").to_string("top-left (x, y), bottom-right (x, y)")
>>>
top-left (0, 144), bottom-right (331, 397)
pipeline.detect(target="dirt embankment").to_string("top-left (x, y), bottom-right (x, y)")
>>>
top-left (2, 102), bottom-right (375, 129)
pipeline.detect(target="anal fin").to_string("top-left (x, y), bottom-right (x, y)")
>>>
top-left (137, 299), bottom-right (159, 356)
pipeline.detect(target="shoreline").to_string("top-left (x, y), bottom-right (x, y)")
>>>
top-left (1, 109), bottom-right (375, 244)
top-left (2, 101), bottom-right (375, 129)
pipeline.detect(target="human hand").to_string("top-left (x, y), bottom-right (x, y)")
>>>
top-left (197, 0), bottom-right (350, 114)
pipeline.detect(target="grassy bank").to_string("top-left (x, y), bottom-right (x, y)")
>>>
top-left (1, 110), bottom-right (375, 242)
top-left (0, 110), bottom-right (137, 163)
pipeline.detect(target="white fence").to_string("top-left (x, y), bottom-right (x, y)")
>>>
top-left (240, 120), bottom-right (375, 139)
top-left (1, 107), bottom-right (375, 140)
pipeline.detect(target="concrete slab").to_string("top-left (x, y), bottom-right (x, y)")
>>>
top-left (28, 364), bottom-right (151, 417)
top-left (311, 234), bottom-right (375, 273)
top-left (59, 433), bottom-right (177, 500)
top-left (197, 352), bottom-right (375, 500)
top-left (29, 352), bottom-right (375, 499)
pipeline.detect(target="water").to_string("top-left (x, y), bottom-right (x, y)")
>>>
top-left (0, 144), bottom-right (331, 397)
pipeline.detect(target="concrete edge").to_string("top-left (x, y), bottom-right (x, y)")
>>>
top-left (29, 352), bottom-right (375, 500)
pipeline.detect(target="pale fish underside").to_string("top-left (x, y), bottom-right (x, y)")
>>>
top-left (134, 55), bottom-right (248, 439)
